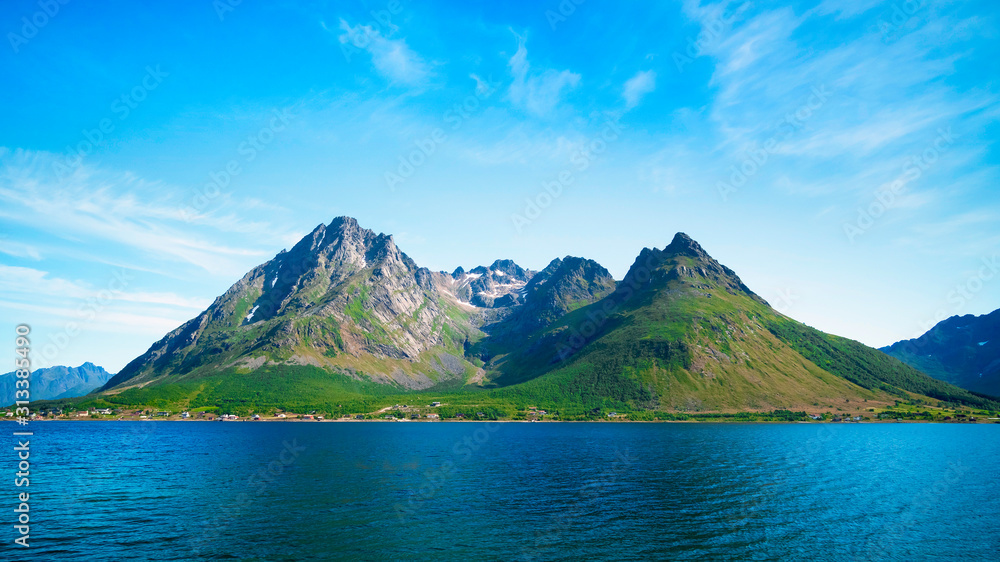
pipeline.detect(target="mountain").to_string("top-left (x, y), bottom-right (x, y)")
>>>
top-left (449, 259), bottom-right (534, 308)
top-left (475, 256), bottom-right (618, 356)
top-left (103, 217), bottom-right (487, 391)
top-left (96, 218), bottom-right (999, 414)
top-left (882, 309), bottom-right (1000, 397)
top-left (478, 233), bottom-right (997, 411)
top-left (1, 363), bottom-right (113, 405)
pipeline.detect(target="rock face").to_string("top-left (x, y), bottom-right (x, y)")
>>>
top-left (446, 259), bottom-right (534, 308)
top-left (104, 217), bottom-right (483, 391)
top-left (617, 233), bottom-right (768, 308)
top-left (486, 256), bottom-right (617, 339)
top-left (882, 309), bottom-right (1000, 397)
top-left (1, 362), bottom-right (113, 404)
top-left (102, 218), bottom-right (998, 413)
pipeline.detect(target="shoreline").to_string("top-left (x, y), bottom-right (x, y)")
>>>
top-left (10, 417), bottom-right (999, 425)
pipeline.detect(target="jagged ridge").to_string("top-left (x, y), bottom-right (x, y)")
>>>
top-left (100, 219), bottom-right (998, 413)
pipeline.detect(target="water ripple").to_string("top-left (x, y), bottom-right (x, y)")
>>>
top-left (2, 422), bottom-right (997, 560)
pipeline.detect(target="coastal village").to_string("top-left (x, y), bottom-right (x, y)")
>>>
top-left (6, 401), bottom-right (999, 423)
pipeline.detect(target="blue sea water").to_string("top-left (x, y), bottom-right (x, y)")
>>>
top-left (1, 421), bottom-right (998, 561)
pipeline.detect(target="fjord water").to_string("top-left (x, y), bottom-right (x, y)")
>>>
top-left (5, 422), bottom-right (999, 561)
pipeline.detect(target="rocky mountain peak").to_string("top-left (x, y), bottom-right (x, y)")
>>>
top-left (664, 232), bottom-right (708, 259)
top-left (281, 217), bottom-right (404, 273)
top-left (446, 258), bottom-right (535, 308)
top-left (617, 233), bottom-right (766, 307)
top-left (525, 256), bottom-right (614, 308)
top-left (476, 255), bottom-right (616, 345)
top-left (489, 259), bottom-right (530, 280)
top-left (329, 215), bottom-right (360, 230)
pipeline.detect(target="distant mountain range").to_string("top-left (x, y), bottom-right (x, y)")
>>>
top-left (883, 309), bottom-right (1000, 397)
top-left (94, 217), bottom-right (998, 413)
top-left (2, 363), bottom-right (114, 405)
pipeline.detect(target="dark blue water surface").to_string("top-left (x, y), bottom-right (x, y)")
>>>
top-left (2, 421), bottom-right (998, 561)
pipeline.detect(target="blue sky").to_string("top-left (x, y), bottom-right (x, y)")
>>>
top-left (1, 0), bottom-right (999, 373)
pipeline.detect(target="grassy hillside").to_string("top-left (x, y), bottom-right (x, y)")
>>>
top-left (767, 317), bottom-right (999, 409)
top-left (73, 228), bottom-right (998, 417)
top-left (474, 234), bottom-right (1000, 413)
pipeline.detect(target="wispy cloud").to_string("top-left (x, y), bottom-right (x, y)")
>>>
top-left (0, 299), bottom-right (191, 337)
top-left (0, 265), bottom-right (210, 310)
top-left (0, 148), bottom-right (291, 275)
top-left (622, 70), bottom-right (657, 110)
top-left (668, 0), bottom-right (999, 205)
top-left (0, 265), bottom-right (91, 299)
top-left (910, 209), bottom-right (1000, 238)
top-left (334, 18), bottom-right (431, 86)
top-left (507, 32), bottom-right (581, 116)
top-left (815, 0), bottom-right (885, 19)
top-left (0, 236), bottom-right (41, 260)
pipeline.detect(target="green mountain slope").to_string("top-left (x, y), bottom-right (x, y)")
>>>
top-left (476, 256), bottom-right (617, 352)
top-left (93, 219), bottom-right (998, 414)
top-left (481, 233), bottom-right (999, 411)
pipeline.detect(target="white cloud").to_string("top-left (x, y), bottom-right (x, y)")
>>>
top-left (470, 73), bottom-right (495, 97)
top-left (336, 19), bottom-right (431, 86)
top-left (0, 265), bottom-right (210, 310)
top-left (0, 299), bottom-right (188, 337)
top-left (622, 70), bottom-right (657, 109)
top-left (911, 210), bottom-right (1000, 238)
top-left (0, 265), bottom-right (90, 299)
top-left (507, 32), bottom-right (581, 116)
top-left (0, 148), bottom-right (289, 275)
top-left (666, 0), bottom-right (1000, 206)
top-left (0, 237), bottom-right (41, 260)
